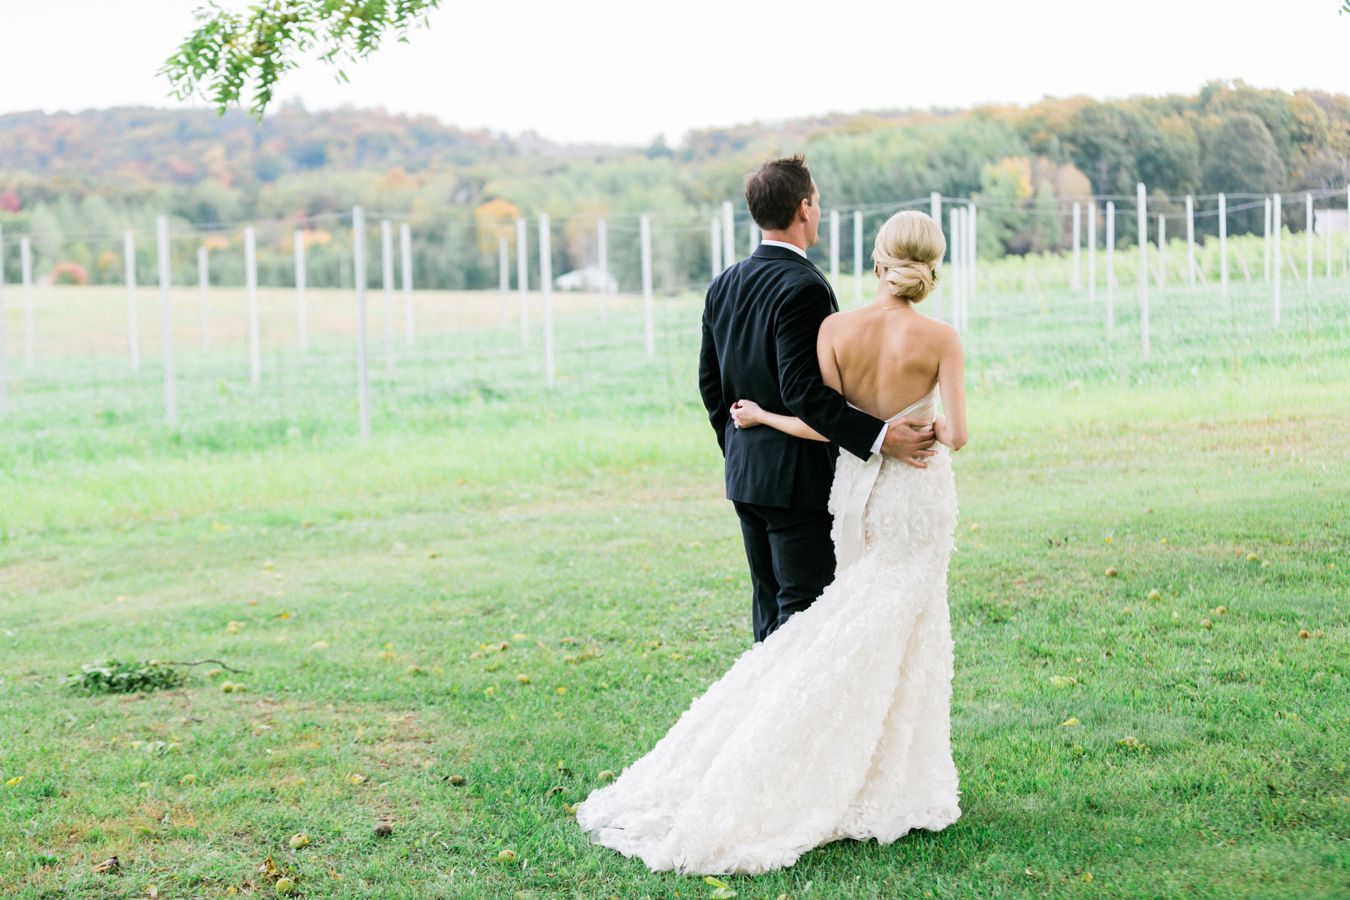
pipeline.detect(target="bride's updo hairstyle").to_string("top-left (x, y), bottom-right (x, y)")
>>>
top-left (872, 211), bottom-right (946, 304)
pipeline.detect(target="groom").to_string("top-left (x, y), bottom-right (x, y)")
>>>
top-left (699, 155), bottom-right (936, 643)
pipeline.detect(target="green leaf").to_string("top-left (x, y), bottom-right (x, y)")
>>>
top-left (161, 0), bottom-right (442, 117)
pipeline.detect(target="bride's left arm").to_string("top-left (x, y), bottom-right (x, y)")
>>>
top-left (935, 329), bottom-right (967, 451)
top-left (730, 400), bottom-right (829, 442)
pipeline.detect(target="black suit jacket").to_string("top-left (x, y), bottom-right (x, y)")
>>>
top-left (699, 244), bottom-right (885, 511)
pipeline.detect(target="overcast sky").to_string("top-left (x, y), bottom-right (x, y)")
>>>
top-left (4, 0), bottom-right (1348, 145)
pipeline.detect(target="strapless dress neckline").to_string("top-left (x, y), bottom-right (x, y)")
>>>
top-left (847, 384), bottom-right (938, 424)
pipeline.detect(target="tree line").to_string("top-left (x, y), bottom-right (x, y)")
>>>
top-left (0, 81), bottom-right (1346, 290)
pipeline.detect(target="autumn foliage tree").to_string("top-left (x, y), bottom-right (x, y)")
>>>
top-left (473, 199), bottom-right (521, 256)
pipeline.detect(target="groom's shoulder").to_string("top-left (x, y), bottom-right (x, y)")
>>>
top-left (708, 252), bottom-right (824, 309)
top-left (743, 251), bottom-right (825, 288)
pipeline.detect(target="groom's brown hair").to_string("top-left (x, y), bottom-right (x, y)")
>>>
top-left (745, 155), bottom-right (814, 231)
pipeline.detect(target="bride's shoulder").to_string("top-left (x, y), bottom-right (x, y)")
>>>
top-left (820, 309), bottom-right (846, 327)
top-left (819, 307), bottom-right (863, 334)
top-left (919, 314), bottom-right (961, 345)
top-left (826, 305), bottom-right (872, 323)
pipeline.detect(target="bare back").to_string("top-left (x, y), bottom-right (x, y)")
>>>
top-left (817, 303), bottom-right (955, 420)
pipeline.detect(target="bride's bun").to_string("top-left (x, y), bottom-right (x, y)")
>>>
top-left (881, 259), bottom-right (936, 302)
top-left (872, 210), bottom-right (946, 304)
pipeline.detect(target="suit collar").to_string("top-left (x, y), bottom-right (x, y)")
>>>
top-left (750, 244), bottom-right (839, 310)
top-left (753, 243), bottom-right (817, 266)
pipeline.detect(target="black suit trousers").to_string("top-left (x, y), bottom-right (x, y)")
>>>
top-left (733, 500), bottom-right (835, 644)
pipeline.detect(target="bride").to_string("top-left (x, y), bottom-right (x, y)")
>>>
top-left (575, 210), bottom-right (967, 875)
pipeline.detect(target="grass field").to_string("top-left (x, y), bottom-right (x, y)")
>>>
top-left (1, 272), bottom-right (1347, 898)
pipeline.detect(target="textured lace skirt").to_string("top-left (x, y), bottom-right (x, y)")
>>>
top-left (575, 449), bottom-right (960, 875)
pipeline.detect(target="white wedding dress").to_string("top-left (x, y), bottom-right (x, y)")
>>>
top-left (575, 388), bottom-right (960, 875)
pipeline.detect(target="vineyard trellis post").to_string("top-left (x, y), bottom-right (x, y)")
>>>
top-left (1071, 202), bottom-right (1081, 290)
top-left (1304, 193), bottom-right (1313, 293)
top-left (640, 214), bottom-right (655, 358)
top-left (970, 205), bottom-right (979, 323)
top-left (515, 217), bottom-right (529, 349)
top-left (539, 215), bottom-right (555, 387)
top-left (1137, 183), bottom-right (1149, 358)
top-left (155, 215), bottom-right (177, 428)
top-left (497, 236), bottom-right (509, 329)
top-left (399, 222), bottom-right (414, 347)
top-left (829, 208), bottom-right (840, 286)
top-left (1324, 211), bottom-right (1332, 279)
top-left (1263, 198), bottom-right (1272, 282)
top-left (969, 205), bottom-right (978, 306)
top-left (1219, 193), bottom-right (1228, 300)
top-left (1185, 195), bottom-right (1196, 288)
top-left (710, 217), bottom-right (723, 278)
top-left (1157, 214), bottom-right (1166, 291)
top-left (597, 218), bottom-right (609, 323)
top-left (930, 193), bottom-right (942, 258)
top-left (1273, 193), bottom-right (1282, 324)
top-left (722, 201), bottom-right (735, 268)
top-left (946, 207), bottom-right (958, 329)
top-left (20, 238), bottom-right (33, 370)
top-left (198, 245), bottom-right (211, 351)
top-left (245, 225), bottom-right (260, 386)
top-left (962, 206), bottom-right (973, 329)
top-left (351, 206), bottom-right (370, 441)
top-left (960, 206), bottom-right (970, 330)
top-left (961, 206), bottom-right (973, 330)
top-left (123, 231), bottom-right (140, 372)
top-left (1105, 201), bottom-right (1115, 336)
top-left (1323, 211), bottom-right (1333, 277)
top-left (380, 219), bottom-right (395, 372)
top-left (1087, 202), bottom-right (1097, 306)
top-left (852, 210), bottom-right (863, 306)
top-left (294, 230), bottom-right (308, 352)
top-left (826, 207), bottom-right (837, 284)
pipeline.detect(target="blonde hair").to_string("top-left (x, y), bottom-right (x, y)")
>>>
top-left (872, 210), bottom-right (946, 303)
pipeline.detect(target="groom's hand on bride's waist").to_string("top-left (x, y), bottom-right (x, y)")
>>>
top-left (879, 418), bottom-right (937, 469)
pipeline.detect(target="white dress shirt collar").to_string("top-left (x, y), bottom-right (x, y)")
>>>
top-left (760, 239), bottom-right (808, 259)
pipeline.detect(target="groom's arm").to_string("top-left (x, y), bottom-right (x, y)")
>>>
top-left (698, 299), bottom-right (729, 455)
top-left (775, 281), bottom-right (884, 460)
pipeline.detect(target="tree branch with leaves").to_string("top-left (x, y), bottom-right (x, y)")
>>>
top-left (162, 0), bottom-right (441, 117)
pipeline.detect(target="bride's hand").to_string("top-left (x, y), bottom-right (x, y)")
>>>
top-left (730, 399), bottom-right (764, 429)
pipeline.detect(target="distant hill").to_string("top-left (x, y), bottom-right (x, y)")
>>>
top-left (1, 83), bottom-right (1346, 290)
top-left (0, 102), bottom-right (627, 188)
top-left (3, 84), bottom-right (1345, 202)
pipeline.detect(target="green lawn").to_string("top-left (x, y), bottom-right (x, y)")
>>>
top-left (1, 277), bottom-right (1347, 898)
